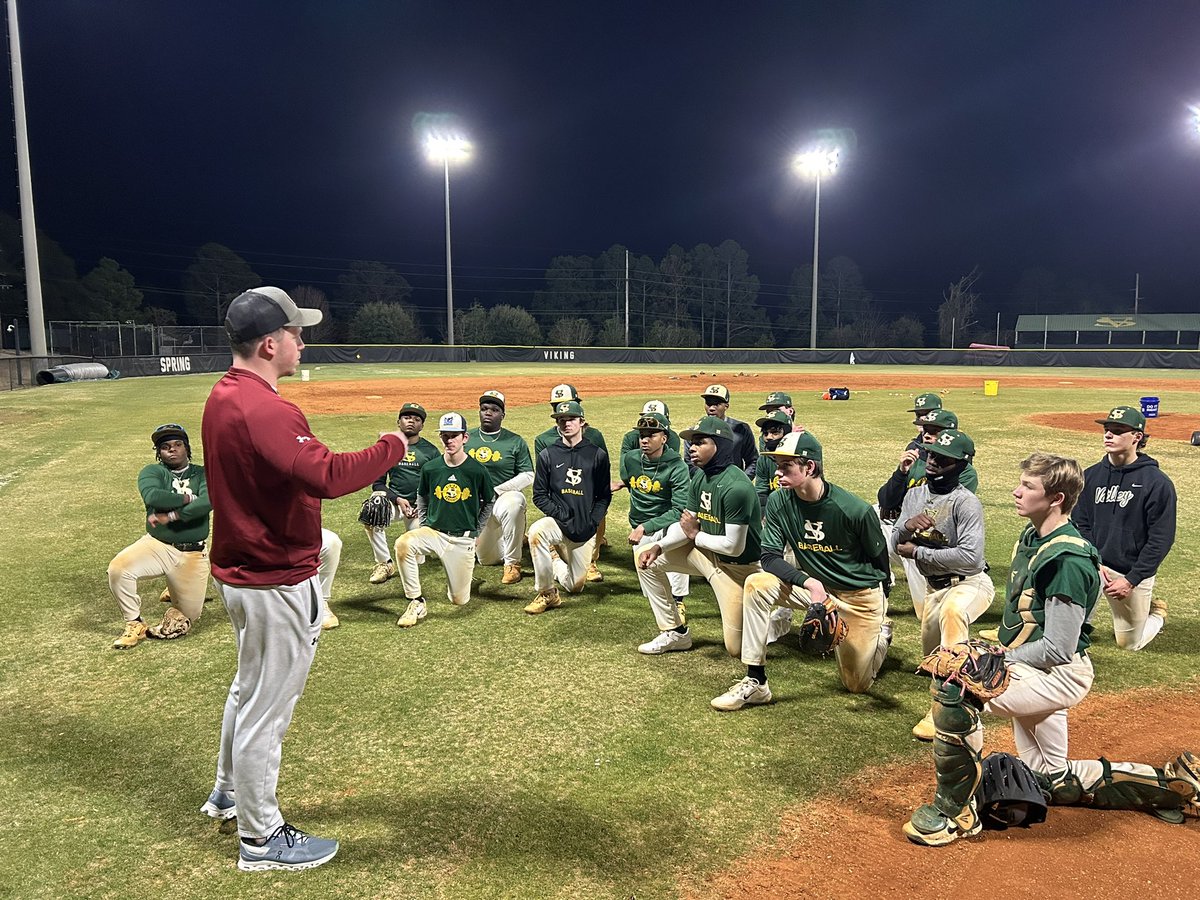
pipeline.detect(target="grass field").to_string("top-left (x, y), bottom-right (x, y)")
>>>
top-left (1, 362), bottom-right (1197, 899)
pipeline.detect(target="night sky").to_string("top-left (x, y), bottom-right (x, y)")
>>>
top-left (3, 1), bottom-right (1199, 318)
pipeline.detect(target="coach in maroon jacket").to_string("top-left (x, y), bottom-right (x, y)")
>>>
top-left (199, 287), bottom-right (407, 872)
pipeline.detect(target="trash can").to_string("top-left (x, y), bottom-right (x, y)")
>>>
top-left (1139, 396), bottom-right (1160, 418)
top-left (983, 380), bottom-right (999, 397)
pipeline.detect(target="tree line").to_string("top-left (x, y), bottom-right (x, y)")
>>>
top-left (0, 211), bottom-right (1141, 349)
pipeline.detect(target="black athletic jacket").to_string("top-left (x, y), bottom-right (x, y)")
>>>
top-left (533, 438), bottom-right (612, 543)
top-left (1072, 453), bottom-right (1177, 586)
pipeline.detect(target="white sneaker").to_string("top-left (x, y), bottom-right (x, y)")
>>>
top-left (369, 561), bottom-right (396, 585)
top-left (397, 599), bottom-right (427, 628)
top-left (767, 607), bottom-right (794, 644)
top-left (638, 629), bottom-right (693, 655)
top-left (711, 677), bottom-right (772, 711)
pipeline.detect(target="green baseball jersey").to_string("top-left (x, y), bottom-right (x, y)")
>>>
top-left (465, 427), bottom-right (533, 485)
top-left (754, 453), bottom-right (782, 499)
top-left (762, 482), bottom-right (887, 590)
top-left (418, 455), bottom-right (494, 537)
top-left (907, 458), bottom-right (979, 494)
top-left (620, 447), bottom-right (690, 532)
top-left (376, 436), bottom-right (440, 501)
top-left (138, 462), bottom-right (211, 545)
top-left (620, 427), bottom-right (681, 455)
top-left (997, 520), bottom-right (1100, 655)
top-left (689, 465), bottom-right (762, 565)
top-left (535, 424), bottom-right (607, 457)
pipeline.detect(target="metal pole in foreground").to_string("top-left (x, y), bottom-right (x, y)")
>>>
top-left (7, 0), bottom-right (47, 357)
top-left (809, 172), bottom-right (820, 350)
top-left (443, 158), bottom-right (455, 347)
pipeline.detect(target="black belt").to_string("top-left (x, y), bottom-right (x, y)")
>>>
top-left (927, 572), bottom-right (970, 590)
top-left (155, 537), bottom-right (205, 552)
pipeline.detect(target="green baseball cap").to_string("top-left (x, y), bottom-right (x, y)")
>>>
top-left (551, 400), bottom-right (585, 419)
top-left (701, 384), bottom-right (731, 403)
top-left (763, 430), bottom-right (822, 462)
top-left (634, 412), bottom-right (670, 432)
top-left (755, 409), bottom-right (792, 430)
top-left (549, 383), bottom-right (580, 404)
top-left (759, 391), bottom-right (793, 410)
top-left (479, 390), bottom-right (505, 409)
top-left (908, 392), bottom-right (943, 413)
top-left (925, 428), bottom-right (975, 460)
top-left (1096, 405), bottom-right (1146, 432)
top-left (679, 415), bottom-right (734, 442)
top-left (914, 408), bottom-right (958, 429)
top-left (398, 402), bottom-right (427, 421)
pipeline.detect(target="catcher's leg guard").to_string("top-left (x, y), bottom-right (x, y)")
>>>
top-left (1037, 756), bottom-right (1199, 824)
top-left (904, 678), bottom-right (983, 846)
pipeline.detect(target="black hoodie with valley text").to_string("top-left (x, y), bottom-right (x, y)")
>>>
top-left (1071, 453), bottom-right (1177, 586)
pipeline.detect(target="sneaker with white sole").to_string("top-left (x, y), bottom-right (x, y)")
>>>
top-left (711, 677), bottom-right (772, 711)
top-left (502, 564), bottom-right (523, 585)
top-left (321, 612), bottom-right (340, 630)
top-left (200, 787), bottom-right (237, 820)
top-left (912, 709), bottom-right (936, 741)
top-left (238, 823), bottom-right (338, 872)
top-left (585, 563), bottom-right (604, 583)
top-left (766, 606), bottom-right (794, 644)
top-left (638, 629), bottom-right (693, 655)
top-left (369, 561), bottom-right (396, 585)
top-left (523, 588), bottom-right (562, 615)
top-left (113, 619), bottom-right (148, 650)
top-left (397, 599), bottom-right (427, 628)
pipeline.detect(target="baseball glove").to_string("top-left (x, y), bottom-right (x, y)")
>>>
top-left (358, 494), bottom-right (392, 529)
top-left (917, 639), bottom-right (1010, 702)
top-left (797, 600), bottom-right (847, 656)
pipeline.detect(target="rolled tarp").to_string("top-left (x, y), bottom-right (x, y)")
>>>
top-left (36, 362), bottom-right (113, 385)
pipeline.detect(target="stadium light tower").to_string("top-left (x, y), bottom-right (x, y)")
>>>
top-left (424, 133), bottom-right (472, 346)
top-left (793, 146), bottom-right (841, 350)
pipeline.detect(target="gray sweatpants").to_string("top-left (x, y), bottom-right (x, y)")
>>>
top-left (211, 575), bottom-right (323, 839)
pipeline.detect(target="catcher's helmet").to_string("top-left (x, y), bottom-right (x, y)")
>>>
top-left (975, 752), bottom-right (1048, 830)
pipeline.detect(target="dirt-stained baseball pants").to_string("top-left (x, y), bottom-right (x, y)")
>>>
top-left (108, 533), bottom-right (209, 623)
top-left (876, 507), bottom-right (927, 619)
top-left (631, 529), bottom-right (690, 604)
top-left (1100, 567), bottom-right (1160, 651)
top-left (919, 571), bottom-right (994, 655)
top-left (528, 517), bottom-right (595, 593)
top-left (475, 490), bottom-right (526, 567)
top-left (637, 544), bottom-right (756, 657)
top-left (211, 574), bottom-right (323, 840)
top-left (318, 528), bottom-right (341, 620)
top-left (396, 526), bottom-right (477, 605)
top-left (973, 653), bottom-right (1159, 786)
top-left (741, 573), bottom-right (888, 693)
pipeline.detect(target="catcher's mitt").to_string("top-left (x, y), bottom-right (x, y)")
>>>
top-left (797, 600), bottom-right (847, 656)
top-left (358, 494), bottom-right (392, 528)
top-left (917, 639), bottom-right (1010, 702)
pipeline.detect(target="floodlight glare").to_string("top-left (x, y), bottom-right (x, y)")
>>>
top-left (793, 146), bottom-right (840, 178)
top-left (1190, 105), bottom-right (1200, 136)
top-left (424, 135), bottom-right (472, 164)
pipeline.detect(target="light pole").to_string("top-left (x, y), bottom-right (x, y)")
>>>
top-left (793, 146), bottom-right (840, 349)
top-left (424, 134), bottom-right (472, 346)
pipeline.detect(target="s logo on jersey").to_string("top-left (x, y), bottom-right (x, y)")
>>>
top-left (403, 451), bottom-right (417, 463)
top-left (769, 474), bottom-right (781, 492)
top-left (435, 483), bottom-right (472, 503)
top-left (803, 520), bottom-right (826, 541)
top-left (171, 476), bottom-right (192, 494)
top-left (699, 490), bottom-right (712, 512)
top-left (565, 468), bottom-right (583, 486)
top-left (470, 446), bottom-right (501, 464)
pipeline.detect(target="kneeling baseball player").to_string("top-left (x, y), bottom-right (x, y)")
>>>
top-left (636, 416), bottom-right (762, 658)
top-left (526, 400), bottom-right (612, 614)
top-left (712, 430), bottom-right (891, 711)
top-left (107, 423), bottom-right (211, 648)
top-left (904, 452), bottom-right (1199, 847)
top-left (393, 413), bottom-right (494, 627)
top-left (359, 402), bottom-right (440, 585)
top-left (890, 429), bottom-right (994, 740)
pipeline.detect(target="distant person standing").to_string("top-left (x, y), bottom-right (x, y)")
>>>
top-left (1072, 405), bottom-right (1177, 651)
top-left (692, 384), bottom-right (757, 477)
top-left (200, 287), bottom-right (407, 872)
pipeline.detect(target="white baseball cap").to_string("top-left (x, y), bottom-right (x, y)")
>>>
top-left (437, 412), bottom-right (468, 433)
top-left (642, 399), bottom-right (669, 416)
